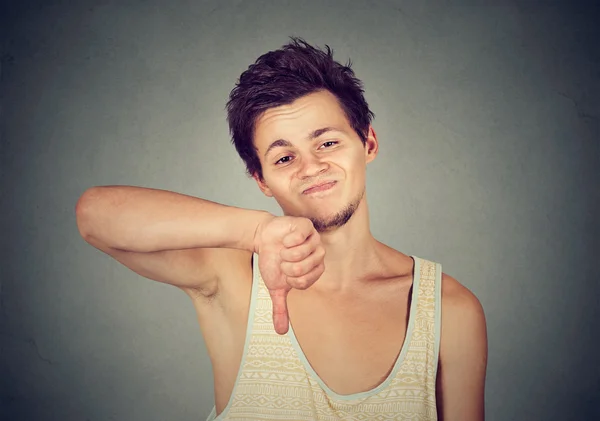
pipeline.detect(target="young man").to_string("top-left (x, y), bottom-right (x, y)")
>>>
top-left (76, 38), bottom-right (487, 420)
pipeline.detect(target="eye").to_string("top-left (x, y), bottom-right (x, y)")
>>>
top-left (321, 141), bottom-right (338, 148)
top-left (274, 156), bottom-right (292, 165)
top-left (274, 141), bottom-right (339, 165)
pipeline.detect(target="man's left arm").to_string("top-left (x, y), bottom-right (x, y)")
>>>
top-left (436, 274), bottom-right (488, 421)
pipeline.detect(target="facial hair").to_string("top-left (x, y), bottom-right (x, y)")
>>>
top-left (309, 187), bottom-right (365, 233)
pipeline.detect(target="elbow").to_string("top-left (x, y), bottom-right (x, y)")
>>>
top-left (75, 194), bottom-right (92, 241)
top-left (75, 187), bottom-right (104, 241)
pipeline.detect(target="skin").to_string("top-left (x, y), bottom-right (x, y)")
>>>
top-left (250, 89), bottom-right (488, 420)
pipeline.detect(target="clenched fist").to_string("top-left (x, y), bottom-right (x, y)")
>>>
top-left (253, 215), bottom-right (326, 334)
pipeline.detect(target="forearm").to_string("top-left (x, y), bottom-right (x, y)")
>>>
top-left (75, 185), bottom-right (273, 253)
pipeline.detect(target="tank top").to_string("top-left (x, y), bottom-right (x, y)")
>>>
top-left (206, 253), bottom-right (442, 420)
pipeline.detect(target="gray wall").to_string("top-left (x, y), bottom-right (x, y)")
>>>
top-left (1, 1), bottom-right (598, 420)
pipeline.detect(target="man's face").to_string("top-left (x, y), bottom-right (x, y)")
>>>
top-left (252, 90), bottom-right (377, 233)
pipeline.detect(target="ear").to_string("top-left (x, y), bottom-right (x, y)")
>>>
top-left (252, 172), bottom-right (274, 197)
top-left (364, 126), bottom-right (379, 164)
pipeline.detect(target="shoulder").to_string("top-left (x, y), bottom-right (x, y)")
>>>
top-left (440, 273), bottom-right (485, 320)
top-left (439, 272), bottom-right (487, 362)
top-left (434, 271), bottom-right (488, 419)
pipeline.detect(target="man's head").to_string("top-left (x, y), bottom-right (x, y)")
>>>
top-left (226, 37), bottom-right (378, 232)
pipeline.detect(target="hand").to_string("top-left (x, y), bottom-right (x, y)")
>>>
top-left (253, 215), bottom-right (326, 334)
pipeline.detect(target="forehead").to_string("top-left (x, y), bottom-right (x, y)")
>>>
top-left (253, 90), bottom-right (351, 150)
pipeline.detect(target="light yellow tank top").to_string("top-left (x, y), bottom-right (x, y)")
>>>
top-left (207, 253), bottom-right (442, 421)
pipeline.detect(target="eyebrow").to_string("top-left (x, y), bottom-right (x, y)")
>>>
top-left (263, 127), bottom-right (340, 159)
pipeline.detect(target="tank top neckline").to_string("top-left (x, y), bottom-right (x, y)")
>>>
top-left (283, 255), bottom-right (421, 401)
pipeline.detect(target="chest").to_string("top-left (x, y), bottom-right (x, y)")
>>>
top-left (286, 284), bottom-right (413, 395)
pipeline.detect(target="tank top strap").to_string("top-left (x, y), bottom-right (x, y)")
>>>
top-left (394, 256), bottom-right (442, 398)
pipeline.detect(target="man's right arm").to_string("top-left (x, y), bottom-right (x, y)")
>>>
top-left (75, 185), bottom-right (274, 296)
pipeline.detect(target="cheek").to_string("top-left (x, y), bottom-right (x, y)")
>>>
top-left (341, 150), bottom-right (366, 172)
top-left (265, 178), bottom-right (293, 198)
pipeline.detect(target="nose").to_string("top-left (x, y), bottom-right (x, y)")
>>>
top-left (297, 152), bottom-right (329, 178)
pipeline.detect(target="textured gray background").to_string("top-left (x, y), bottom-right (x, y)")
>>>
top-left (1, 0), bottom-right (598, 420)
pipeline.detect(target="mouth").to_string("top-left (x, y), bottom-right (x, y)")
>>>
top-left (302, 181), bottom-right (337, 195)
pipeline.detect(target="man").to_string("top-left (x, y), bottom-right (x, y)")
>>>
top-left (75, 37), bottom-right (487, 420)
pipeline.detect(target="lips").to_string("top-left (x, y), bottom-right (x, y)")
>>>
top-left (302, 181), bottom-right (336, 194)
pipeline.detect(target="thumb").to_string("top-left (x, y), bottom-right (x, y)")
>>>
top-left (269, 288), bottom-right (290, 335)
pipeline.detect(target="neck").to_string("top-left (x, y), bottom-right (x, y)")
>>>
top-left (315, 198), bottom-right (387, 292)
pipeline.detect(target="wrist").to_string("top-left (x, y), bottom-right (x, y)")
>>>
top-left (252, 211), bottom-right (276, 254)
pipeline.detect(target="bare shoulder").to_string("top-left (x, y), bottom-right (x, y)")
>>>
top-left (440, 273), bottom-right (486, 321)
top-left (436, 274), bottom-right (488, 420)
top-left (439, 271), bottom-right (488, 363)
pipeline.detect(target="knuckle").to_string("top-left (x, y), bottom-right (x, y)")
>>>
top-left (292, 264), bottom-right (304, 277)
top-left (295, 278), bottom-right (310, 290)
top-left (317, 246), bottom-right (325, 258)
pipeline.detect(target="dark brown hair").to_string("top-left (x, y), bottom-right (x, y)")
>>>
top-left (226, 36), bottom-right (375, 180)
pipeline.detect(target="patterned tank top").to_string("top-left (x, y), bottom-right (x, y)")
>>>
top-left (206, 253), bottom-right (442, 420)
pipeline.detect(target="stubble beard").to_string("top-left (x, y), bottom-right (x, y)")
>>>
top-left (308, 187), bottom-right (365, 233)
